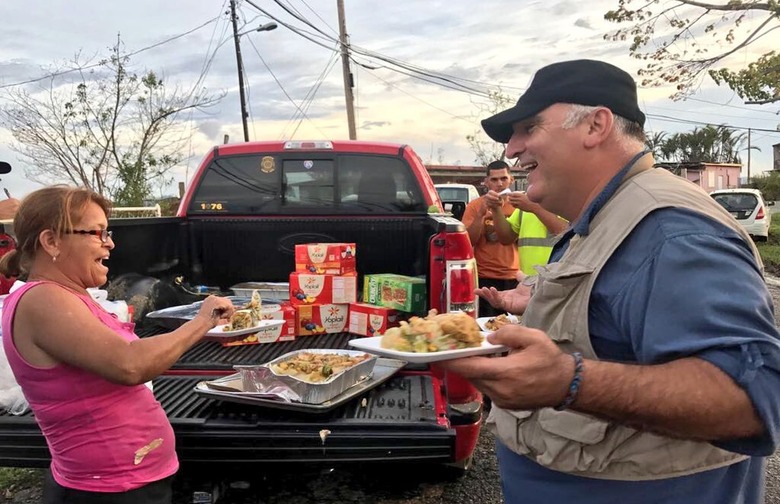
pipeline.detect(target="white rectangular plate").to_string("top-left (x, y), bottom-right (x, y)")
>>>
top-left (475, 315), bottom-right (520, 332)
top-left (205, 319), bottom-right (285, 338)
top-left (348, 334), bottom-right (507, 363)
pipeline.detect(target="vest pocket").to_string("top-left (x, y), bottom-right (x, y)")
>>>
top-left (489, 408), bottom-right (534, 454)
top-left (537, 408), bottom-right (608, 445)
top-left (526, 264), bottom-right (594, 344)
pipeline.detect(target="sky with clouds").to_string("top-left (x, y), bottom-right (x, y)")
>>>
top-left (0, 0), bottom-right (778, 199)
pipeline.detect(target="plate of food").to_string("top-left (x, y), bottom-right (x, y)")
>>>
top-left (206, 318), bottom-right (286, 338)
top-left (476, 313), bottom-right (520, 332)
top-left (348, 310), bottom-right (508, 364)
top-left (204, 289), bottom-right (285, 338)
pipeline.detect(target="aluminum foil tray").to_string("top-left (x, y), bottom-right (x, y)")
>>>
top-left (231, 282), bottom-right (290, 301)
top-left (194, 357), bottom-right (405, 412)
top-left (236, 349), bottom-right (377, 404)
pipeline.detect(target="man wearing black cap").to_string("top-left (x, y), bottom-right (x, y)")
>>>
top-left (439, 59), bottom-right (780, 504)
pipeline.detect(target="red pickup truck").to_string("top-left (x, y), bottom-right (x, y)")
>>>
top-left (0, 140), bottom-right (484, 477)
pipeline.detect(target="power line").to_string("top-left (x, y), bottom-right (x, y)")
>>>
top-left (0, 15), bottom-right (221, 90)
top-left (244, 35), bottom-right (330, 138)
top-left (685, 96), bottom-right (780, 116)
top-left (646, 113), bottom-right (780, 134)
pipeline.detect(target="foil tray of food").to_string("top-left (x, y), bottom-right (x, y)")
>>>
top-left (234, 349), bottom-right (378, 405)
top-left (194, 357), bottom-right (405, 412)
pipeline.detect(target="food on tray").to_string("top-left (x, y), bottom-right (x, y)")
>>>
top-left (380, 310), bottom-right (482, 353)
top-left (484, 313), bottom-right (517, 331)
top-left (270, 352), bottom-right (372, 383)
top-left (223, 290), bottom-right (263, 331)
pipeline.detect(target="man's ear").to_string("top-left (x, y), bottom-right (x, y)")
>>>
top-left (583, 108), bottom-right (614, 148)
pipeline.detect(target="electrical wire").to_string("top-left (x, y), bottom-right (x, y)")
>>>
top-left (244, 35), bottom-right (330, 138)
top-left (0, 15), bottom-right (222, 89)
top-left (646, 113), bottom-right (780, 134)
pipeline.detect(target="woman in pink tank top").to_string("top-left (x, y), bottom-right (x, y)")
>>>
top-left (0, 187), bottom-right (234, 503)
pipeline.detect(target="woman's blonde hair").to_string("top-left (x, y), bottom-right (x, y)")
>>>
top-left (0, 186), bottom-right (111, 278)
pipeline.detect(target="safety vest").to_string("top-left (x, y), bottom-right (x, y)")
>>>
top-left (508, 211), bottom-right (557, 275)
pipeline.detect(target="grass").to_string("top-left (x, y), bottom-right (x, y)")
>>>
top-left (0, 467), bottom-right (42, 494)
top-left (755, 218), bottom-right (780, 275)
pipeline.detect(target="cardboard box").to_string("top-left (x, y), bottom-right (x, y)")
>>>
top-left (289, 272), bottom-right (357, 305)
top-left (222, 302), bottom-right (296, 347)
top-left (295, 243), bottom-right (356, 275)
top-left (363, 274), bottom-right (427, 313)
top-left (348, 302), bottom-right (400, 337)
top-left (295, 303), bottom-right (350, 336)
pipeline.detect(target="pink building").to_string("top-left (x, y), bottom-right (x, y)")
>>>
top-left (657, 162), bottom-right (742, 192)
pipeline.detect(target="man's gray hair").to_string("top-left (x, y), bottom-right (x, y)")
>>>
top-left (561, 104), bottom-right (646, 144)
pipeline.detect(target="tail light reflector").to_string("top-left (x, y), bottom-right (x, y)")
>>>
top-left (756, 206), bottom-right (765, 220)
top-left (447, 260), bottom-right (477, 315)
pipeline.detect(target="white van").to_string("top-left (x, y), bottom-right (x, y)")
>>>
top-left (435, 184), bottom-right (480, 203)
top-left (434, 183), bottom-right (480, 219)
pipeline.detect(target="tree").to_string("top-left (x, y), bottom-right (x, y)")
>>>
top-left (645, 131), bottom-right (668, 159)
top-left (604, 0), bottom-right (780, 103)
top-left (748, 170), bottom-right (780, 200)
top-left (0, 39), bottom-right (223, 205)
top-left (466, 89), bottom-right (514, 166)
top-left (653, 124), bottom-right (758, 163)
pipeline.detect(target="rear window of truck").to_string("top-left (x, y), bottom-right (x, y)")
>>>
top-left (188, 153), bottom-right (427, 215)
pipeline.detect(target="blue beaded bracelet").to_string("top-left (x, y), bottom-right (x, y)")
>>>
top-left (554, 352), bottom-right (584, 411)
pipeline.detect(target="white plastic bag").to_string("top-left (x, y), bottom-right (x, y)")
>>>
top-left (0, 336), bottom-right (29, 415)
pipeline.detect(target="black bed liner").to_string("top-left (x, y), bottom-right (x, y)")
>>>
top-left (0, 332), bottom-right (456, 468)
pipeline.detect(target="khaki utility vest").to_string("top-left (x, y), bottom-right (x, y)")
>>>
top-left (488, 153), bottom-right (761, 480)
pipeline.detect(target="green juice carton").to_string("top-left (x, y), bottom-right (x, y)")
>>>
top-left (362, 274), bottom-right (426, 313)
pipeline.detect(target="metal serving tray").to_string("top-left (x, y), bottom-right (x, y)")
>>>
top-left (194, 357), bottom-right (406, 412)
top-left (231, 282), bottom-right (290, 301)
top-left (236, 349), bottom-right (377, 404)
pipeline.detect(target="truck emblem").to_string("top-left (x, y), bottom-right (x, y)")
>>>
top-left (260, 156), bottom-right (275, 173)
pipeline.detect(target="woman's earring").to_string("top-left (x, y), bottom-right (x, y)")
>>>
top-left (52, 254), bottom-right (58, 263)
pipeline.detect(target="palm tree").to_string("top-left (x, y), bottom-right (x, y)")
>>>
top-left (645, 131), bottom-right (668, 161)
top-left (658, 125), bottom-right (759, 164)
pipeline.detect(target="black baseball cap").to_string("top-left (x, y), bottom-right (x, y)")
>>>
top-left (481, 59), bottom-right (646, 143)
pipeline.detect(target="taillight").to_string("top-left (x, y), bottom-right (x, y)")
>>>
top-left (447, 260), bottom-right (477, 315)
top-left (756, 206), bottom-right (765, 220)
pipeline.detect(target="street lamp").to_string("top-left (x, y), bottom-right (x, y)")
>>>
top-left (230, 1), bottom-right (277, 141)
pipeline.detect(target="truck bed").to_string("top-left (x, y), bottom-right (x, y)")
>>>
top-left (0, 332), bottom-right (458, 468)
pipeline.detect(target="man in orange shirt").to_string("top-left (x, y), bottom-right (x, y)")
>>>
top-left (461, 160), bottom-right (518, 317)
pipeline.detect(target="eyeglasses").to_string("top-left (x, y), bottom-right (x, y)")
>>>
top-left (65, 229), bottom-right (113, 243)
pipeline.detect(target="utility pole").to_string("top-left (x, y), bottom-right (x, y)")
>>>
top-left (230, 0), bottom-right (250, 142)
top-left (747, 127), bottom-right (752, 185)
top-left (337, 0), bottom-right (357, 140)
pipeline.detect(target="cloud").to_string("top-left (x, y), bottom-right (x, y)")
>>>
top-left (360, 120), bottom-right (390, 130)
top-left (574, 18), bottom-right (594, 29)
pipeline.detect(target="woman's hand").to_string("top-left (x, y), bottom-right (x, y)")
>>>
top-left (196, 296), bottom-right (235, 328)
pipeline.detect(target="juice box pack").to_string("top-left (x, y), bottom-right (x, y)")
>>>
top-left (294, 303), bottom-right (350, 336)
top-left (362, 274), bottom-right (426, 313)
top-left (288, 272), bottom-right (357, 305)
top-left (348, 302), bottom-right (400, 337)
top-left (221, 302), bottom-right (296, 347)
top-left (295, 243), bottom-right (356, 275)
